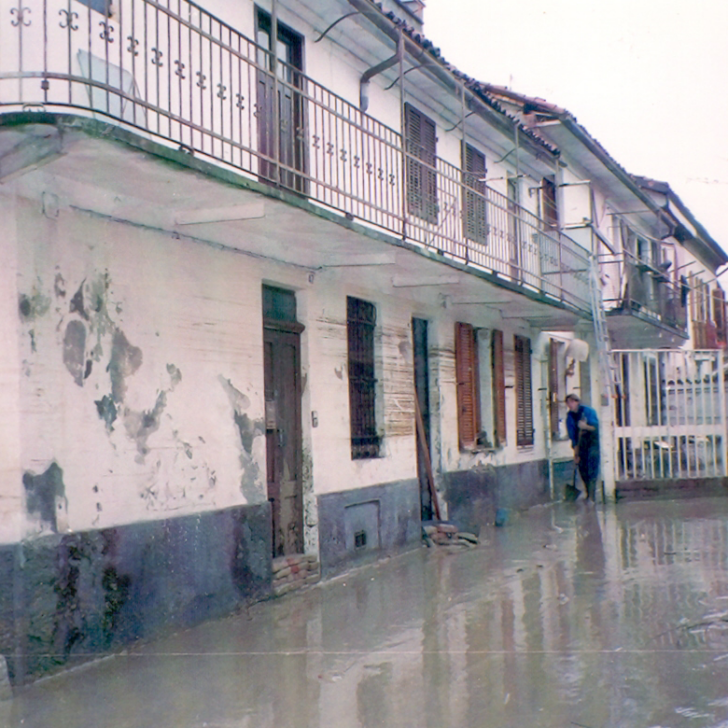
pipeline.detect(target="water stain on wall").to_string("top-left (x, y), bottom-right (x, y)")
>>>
top-left (63, 320), bottom-right (87, 387)
top-left (123, 391), bottom-right (167, 458)
top-left (108, 330), bottom-right (143, 403)
top-left (23, 462), bottom-right (65, 532)
top-left (94, 395), bottom-right (117, 432)
top-left (218, 376), bottom-right (264, 502)
top-left (18, 289), bottom-right (50, 322)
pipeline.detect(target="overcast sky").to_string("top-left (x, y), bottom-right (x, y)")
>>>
top-left (423, 0), bottom-right (728, 261)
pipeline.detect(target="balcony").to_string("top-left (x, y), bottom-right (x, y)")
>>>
top-left (0, 0), bottom-right (591, 313)
top-left (599, 251), bottom-right (688, 347)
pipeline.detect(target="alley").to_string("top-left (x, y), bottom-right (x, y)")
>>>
top-left (4, 496), bottom-right (728, 728)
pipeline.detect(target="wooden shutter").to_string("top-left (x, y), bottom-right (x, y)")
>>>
top-left (491, 329), bottom-right (506, 447)
top-left (462, 142), bottom-right (487, 243)
top-left (548, 339), bottom-right (560, 438)
top-left (405, 104), bottom-right (438, 224)
top-left (455, 322), bottom-right (480, 449)
top-left (514, 335), bottom-right (534, 446)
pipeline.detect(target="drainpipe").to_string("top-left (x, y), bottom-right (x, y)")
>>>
top-left (271, 0), bottom-right (279, 184)
top-left (360, 31), bottom-right (403, 112)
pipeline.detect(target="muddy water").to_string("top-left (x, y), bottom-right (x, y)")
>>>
top-left (5, 497), bottom-right (728, 728)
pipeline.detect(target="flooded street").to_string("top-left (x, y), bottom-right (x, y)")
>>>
top-left (5, 496), bottom-right (728, 728)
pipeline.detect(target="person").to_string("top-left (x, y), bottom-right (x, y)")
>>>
top-left (565, 393), bottom-right (600, 502)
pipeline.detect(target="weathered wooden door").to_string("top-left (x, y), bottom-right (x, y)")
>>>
top-left (264, 324), bottom-right (303, 557)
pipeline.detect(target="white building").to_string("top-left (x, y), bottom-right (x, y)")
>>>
top-left (0, 0), bottom-right (724, 683)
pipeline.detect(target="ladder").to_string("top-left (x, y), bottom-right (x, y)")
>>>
top-left (589, 256), bottom-right (618, 402)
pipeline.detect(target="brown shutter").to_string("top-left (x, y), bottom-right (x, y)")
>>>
top-left (455, 322), bottom-right (480, 449)
top-left (491, 329), bottom-right (506, 447)
top-left (515, 335), bottom-right (534, 446)
top-left (548, 339), bottom-right (560, 438)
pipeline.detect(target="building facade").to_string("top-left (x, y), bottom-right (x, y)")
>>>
top-left (0, 0), bottom-right (724, 684)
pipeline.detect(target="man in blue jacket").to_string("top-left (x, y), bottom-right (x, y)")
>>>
top-left (566, 394), bottom-right (600, 502)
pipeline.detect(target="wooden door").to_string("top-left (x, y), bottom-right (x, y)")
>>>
top-left (264, 326), bottom-right (303, 556)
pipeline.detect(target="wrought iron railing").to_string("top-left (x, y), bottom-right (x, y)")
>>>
top-left (599, 251), bottom-right (688, 331)
top-left (1, 0), bottom-right (591, 310)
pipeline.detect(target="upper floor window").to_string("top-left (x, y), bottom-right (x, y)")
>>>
top-left (541, 176), bottom-right (558, 230)
top-left (462, 143), bottom-right (487, 244)
top-left (347, 297), bottom-right (380, 459)
top-left (404, 104), bottom-right (438, 224)
top-left (514, 335), bottom-right (534, 447)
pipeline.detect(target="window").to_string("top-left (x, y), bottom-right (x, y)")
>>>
top-left (404, 104), bottom-right (438, 224)
top-left (541, 176), bottom-right (558, 230)
top-left (713, 288), bottom-right (727, 346)
top-left (514, 335), bottom-right (533, 446)
top-left (462, 143), bottom-right (487, 244)
top-left (491, 329), bottom-right (506, 447)
top-left (347, 297), bottom-right (380, 459)
top-left (455, 323), bottom-right (480, 450)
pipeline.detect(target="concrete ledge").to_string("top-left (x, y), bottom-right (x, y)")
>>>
top-left (616, 477), bottom-right (728, 500)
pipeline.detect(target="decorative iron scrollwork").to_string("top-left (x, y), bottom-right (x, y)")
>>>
top-left (151, 48), bottom-right (163, 66)
top-left (196, 72), bottom-right (206, 90)
top-left (312, 135), bottom-right (321, 149)
top-left (339, 148), bottom-right (347, 163)
top-left (10, 5), bottom-right (31, 26)
top-left (127, 36), bottom-right (139, 56)
top-left (235, 94), bottom-right (245, 110)
top-left (216, 84), bottom-right (226, 100)
top-left (58, 8), bottom-right (78, 30)
top-left (174, 60), bottom-right (185, 79)
top-left (99, 20), bottom-right (114, 42)
top-left (353, 155), bottom-right (360, 169)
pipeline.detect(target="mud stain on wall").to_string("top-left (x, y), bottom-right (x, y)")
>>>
top-left (108, 330), bottom-right (143, 403)
top-left (95, 395), bottom-right (117, 432)
top-left (23, 462), bottom-right (65, 532)
top-left (63, 320), bottom-right (87, 387)
top-left (123, 391), bottom-right (167, 458)
top-left (218, 376), bottom-right (264, 503)
top-left (18, 290), bottom-right (51, 321)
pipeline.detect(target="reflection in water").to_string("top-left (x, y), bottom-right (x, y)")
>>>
top-left (7, 497), bottom-right (728, 728)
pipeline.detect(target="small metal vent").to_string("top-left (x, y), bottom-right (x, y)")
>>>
top-left (354, 530), bottom-right (367, 549)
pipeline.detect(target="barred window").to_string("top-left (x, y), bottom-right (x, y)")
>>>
top-left (347, 297), bottom-right (380, 459)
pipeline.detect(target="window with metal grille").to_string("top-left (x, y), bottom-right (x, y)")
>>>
top-left (514, 335), bottom-right (534, 447)
top-left (455, 322), bottom-right (480, 450)
top-left (404, 104), bottom-right (438, 224)
top-left (491, 329), bottom-right (506, 447)
top-left (347, 297), bottom-right (380, 459)
top-left (462, 143), bottom-right (487, 244)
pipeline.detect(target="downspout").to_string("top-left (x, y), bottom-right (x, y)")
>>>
top-left (271, 0), bottom-right (279, 185)
top-left (360, 31), bottom-right (403, 112)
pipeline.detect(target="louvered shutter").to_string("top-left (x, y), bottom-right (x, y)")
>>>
top-left (405, 104), bottom-right (438, 224)
top-left (515, 335), bottom-right (534, 446)
top-left (491, 329), bottom-right (506, 447)
top-left (455, 322), bottom-right (480, 449)
top-left (462, 142), bottom-right (487, 243)
top-left (548, 339), bottom-right (560, 438)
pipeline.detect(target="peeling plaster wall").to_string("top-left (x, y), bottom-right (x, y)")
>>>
top-left (0, 192), bottom-right (23, 545)
top-left (14, 197), bottom-right (267, 537)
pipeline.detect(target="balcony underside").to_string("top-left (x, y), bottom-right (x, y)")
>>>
top-left (606, 307), bottom-right (689, 348)
top-left (0, 114), bottom-right (587, 328)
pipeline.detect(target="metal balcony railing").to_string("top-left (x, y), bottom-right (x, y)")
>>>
top-left (1, 0), bottom-right (591, 311)
top-left (599, 251), bottom-right (688, 331)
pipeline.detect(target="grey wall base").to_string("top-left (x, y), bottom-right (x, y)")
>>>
top-left (444, 459), bottom-right (551, 529)
top-left (318, 479), bottom-right (421, 577)
top-left (0, 503), bottom-right (271, 685)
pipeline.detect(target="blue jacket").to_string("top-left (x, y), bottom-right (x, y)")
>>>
top-left (566, 404), bottom-right (599, 449)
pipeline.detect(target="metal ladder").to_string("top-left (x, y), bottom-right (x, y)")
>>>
top-left (589, 257), bottom-right (618, 402)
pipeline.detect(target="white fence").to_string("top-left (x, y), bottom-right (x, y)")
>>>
top-left (612, 349), bottom-right (727, 481)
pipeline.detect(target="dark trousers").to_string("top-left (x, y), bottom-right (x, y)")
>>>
top-left (578, 446), bottom-right (600, 501)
